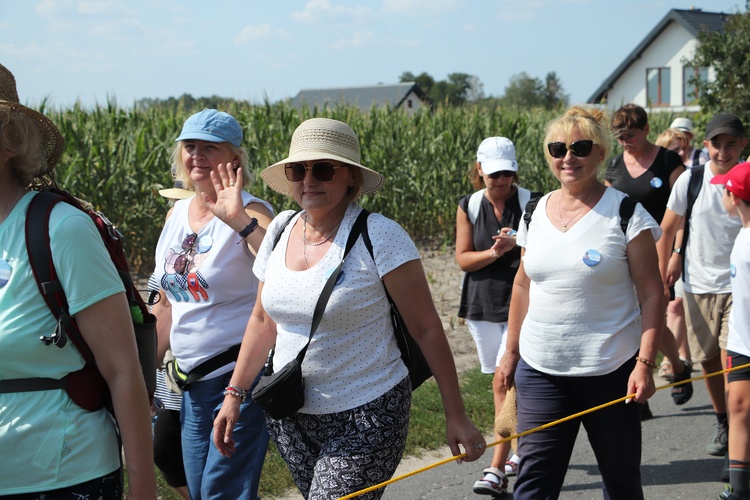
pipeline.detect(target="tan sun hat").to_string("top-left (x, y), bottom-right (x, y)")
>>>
top-left (260, 117), bottom-right (384, 196)
top-left (0, 63), bottom-right (65, 172)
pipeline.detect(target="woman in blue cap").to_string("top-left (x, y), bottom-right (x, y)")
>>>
top-left (151, 109), bottom-right (274, 499)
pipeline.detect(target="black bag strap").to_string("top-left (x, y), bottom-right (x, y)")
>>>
top-left (272, 210), bottom-right (302, 250)
top-left (680, 165), bottom-right (704, 275)
top-left (264, 209), bottom-right (370, 372)
top-left (180, 343), bottom-right (243, 387)
top-left (522, 194), bottom-right (543, 230)
top-left (619, 196), bottom-right (637, 234)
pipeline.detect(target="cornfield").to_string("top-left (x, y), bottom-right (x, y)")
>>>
top-left (46, 101), bottom-right (680, 274)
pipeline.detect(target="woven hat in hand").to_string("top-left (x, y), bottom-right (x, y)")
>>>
top-left (495, 385), bottom-right (519, 453)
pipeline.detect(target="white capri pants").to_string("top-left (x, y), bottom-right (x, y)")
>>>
top-left (467, 319), bottom-right (509, 374)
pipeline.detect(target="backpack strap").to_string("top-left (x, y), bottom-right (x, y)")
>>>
top-left (272, 210), bottom-right (302, 250)
top-left (680, 165), bottom-right (704, 275)
top-left (619, 196), bottom-right (637, 234)
top-left (523, 195), bottom-right (543, 230)
top-left (467, 189), bottom-right (485, 225)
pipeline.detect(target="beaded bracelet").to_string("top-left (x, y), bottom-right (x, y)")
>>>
top-left (635, 356), bottom-right (657, 369)
top-left (223, 384), bottom-right (249, 402)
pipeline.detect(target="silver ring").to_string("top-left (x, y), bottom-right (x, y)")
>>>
top-left (229, 182), bottom-right (235, 187)
top-left (474, 442), bottom-right (485, 449)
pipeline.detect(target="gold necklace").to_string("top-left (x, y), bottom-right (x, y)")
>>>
top-left (302, 216), bottom-right (342, 269)
top-left (0, 187), bottom-right (23, 225)
top-left (556, 188), bottom-right (598, 233)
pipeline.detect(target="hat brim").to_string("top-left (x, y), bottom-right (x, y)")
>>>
top-left (706, 127), bottom-right (742, 140)
top-left (481, 159), bottom-right (518, 175)
top-left (158, 188), bottom-right (195, 200)
top-left (175, 131), bottom-right (239, 146)
top-left (261, 152), bottom-right (385, 197)
top-left (1, 100), bottom-right (64, 174)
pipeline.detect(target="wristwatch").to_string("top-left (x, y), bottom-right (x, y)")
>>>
top-left (672, 247), bottom-right (683, 255)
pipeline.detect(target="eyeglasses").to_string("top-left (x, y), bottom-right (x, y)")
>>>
top-left (284, 161), bottom-right (344, 183)
top-left (547, 140), bottom-right (596, 159)
top-left (486, 170), bottom-right (515, 180)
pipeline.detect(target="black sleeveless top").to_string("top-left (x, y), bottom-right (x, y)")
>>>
top-left (457, 190), bottom-right (522, 323)
top-left (605, 147), bottom-right (683, 223)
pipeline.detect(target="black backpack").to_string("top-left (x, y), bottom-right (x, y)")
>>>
top-left (522, 194), bottom-right (637, 234)
top-left (678, 165), bottom-right (704, 275)
top-left (0, 189), bottom-right (157, 412)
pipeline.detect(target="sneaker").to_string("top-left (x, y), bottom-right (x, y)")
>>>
top-left (671, 360), bottom-right (694, 405)
top-left (504, 453), bottom-right (520, 476)
top-left (718, 485), bottom-right (750, 499)
top-left (707, 420), bottom-right (729, 457)
top-left (473, 467), bottom-right (509, 497)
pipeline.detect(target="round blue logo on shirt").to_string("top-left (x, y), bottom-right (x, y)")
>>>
top-left (0, 258), bottom-right (12, 288)
top-left (650, 177), bottom-right (663, 189)
top-left (730, 263), bottom-right (736, 278)
top-left (583, 249), bottom-right (601, 267)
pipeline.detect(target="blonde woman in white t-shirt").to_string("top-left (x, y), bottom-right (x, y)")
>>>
top-left (213, 118), bottom-right (486, 500)
top-left (498, 106), bottom-right (664, 500)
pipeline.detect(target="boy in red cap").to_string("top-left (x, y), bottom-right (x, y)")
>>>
top-left (712, 162), bottom-right (750, 500)
top-left (657, 112), bottom-right (747, 459)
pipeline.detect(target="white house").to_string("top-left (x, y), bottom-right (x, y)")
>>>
top-left (289, 82), bottom-right (429, 116)
top-left (588, 8), bottom-right (729, 113)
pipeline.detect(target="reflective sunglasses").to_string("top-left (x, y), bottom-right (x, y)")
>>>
top-left (547, 140), bottom-right (595, 159)
top-left (284, 161), bottom-right (344, 183)
top-left (486, 170), bottom-right (515, 180)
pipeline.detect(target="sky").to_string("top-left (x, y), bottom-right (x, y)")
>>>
top-left (0, 0), bottom-right (745, 109)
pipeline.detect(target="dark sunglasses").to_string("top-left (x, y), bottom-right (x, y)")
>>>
top-left (486, 170), bottom-right (515, 180)
top-left (547, 140), bottom-right (595, 159)
top-left (284, 161), bottom-right (344, 183)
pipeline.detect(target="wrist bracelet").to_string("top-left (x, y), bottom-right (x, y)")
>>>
top-left (223, 384), bottom-right (249, 402)
top-left (636, 356), bottom-right (657, 368)
top-left (238, 218), bottom-right (259, 239)
top-left (672, 247), bottom-right (683, 255)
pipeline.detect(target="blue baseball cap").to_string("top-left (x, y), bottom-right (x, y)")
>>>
top-left (175, 109), bottom-right (243, 147)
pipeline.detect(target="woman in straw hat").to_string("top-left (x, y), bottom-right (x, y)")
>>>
top-left (0, 64), bottom-right (156, 497)
top-left (213, 117), bottom-right (486, 499)
top-left (150, 109), bottom-right (274, 499)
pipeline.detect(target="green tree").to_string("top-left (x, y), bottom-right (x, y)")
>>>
top-left (688, 10), bottom-right (750, 127)
top-left (499, 71), bottom-right (568, 110)
top-left (399, 71), bottom-right (483, 106)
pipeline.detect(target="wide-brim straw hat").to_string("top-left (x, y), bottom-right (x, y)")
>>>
top-left (0, 63), bottom-right (65, 172)
top-left (261, 117), bottom-right (384, 196)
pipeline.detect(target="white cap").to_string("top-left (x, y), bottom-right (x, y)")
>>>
top-left (670, 117), bottom-right (694, 134)
top-left (476, 137), bottom-right (518, 175)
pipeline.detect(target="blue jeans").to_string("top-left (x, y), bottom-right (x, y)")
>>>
top-left (513, 357), bottom-right (643, 500)
top-left (181, 371), bottom-right (269, 500)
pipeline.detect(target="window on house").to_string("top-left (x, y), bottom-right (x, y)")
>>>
top-left (683, 66), bottom-right (709, 104)
top-left (647, 68), bottom-right (671, 106)
top-left (407, 99), bottom-right (413, 108)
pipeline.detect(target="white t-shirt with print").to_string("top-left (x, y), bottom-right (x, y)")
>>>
top-left (666, 162), bottom-right (743, 294)
top-left (254, 203), bottom-right (419, 414)
top-left (516, 187), bottom-right (661, 376)
top-left (727, 228), bottom-right (750, 356)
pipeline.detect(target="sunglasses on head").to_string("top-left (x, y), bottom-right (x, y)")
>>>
top-left (547, 140), bottom-right (595, 159)
top-left (486, 170), bottom-right (515, 180)
top-left (284, 161), bottom-right (344, 183)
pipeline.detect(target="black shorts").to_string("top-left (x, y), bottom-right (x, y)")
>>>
top-left (727, 351), bottom-right (750, 383)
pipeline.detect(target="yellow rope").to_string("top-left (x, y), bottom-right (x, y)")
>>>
top-left (337, 361), bottom-right (750, 500)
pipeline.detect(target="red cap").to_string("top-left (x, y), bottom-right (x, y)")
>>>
top-left (710, 161), bottom-right (750, 203)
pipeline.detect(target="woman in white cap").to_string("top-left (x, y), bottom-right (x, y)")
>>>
top-left (151, 109), bottom-right (274, 499)
top-left (213, 117), bottom-right (486, 499)
top-left (0, 64), bottom-right (157, 497)
top-left (669, 117), bottom-right (709, 168)
top-left (455, 136), bottom-right (538, 497)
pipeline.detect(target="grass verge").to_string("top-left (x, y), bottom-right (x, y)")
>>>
top-left (150, 367), bottom-right (495, 499)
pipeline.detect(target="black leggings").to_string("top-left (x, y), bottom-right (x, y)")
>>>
top-left (153, 408), bottom-right (187, 488)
